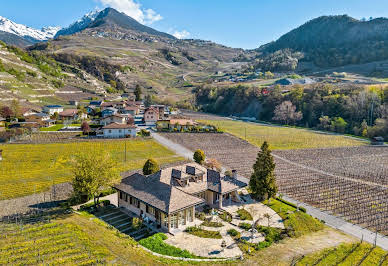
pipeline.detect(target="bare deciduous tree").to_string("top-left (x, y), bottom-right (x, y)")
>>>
top-left (272, 101), bottom-right (302, 125)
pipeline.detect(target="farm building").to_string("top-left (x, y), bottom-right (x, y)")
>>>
top-left (102, 123), bottom-right (137, 138)
top-left (114, 163), bottom-right (247, 233)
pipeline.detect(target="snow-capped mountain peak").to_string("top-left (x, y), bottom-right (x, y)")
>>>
top-left (55, 10), bottom-right (100, 38)
top-left (0, 16), bottom-right (60, 41)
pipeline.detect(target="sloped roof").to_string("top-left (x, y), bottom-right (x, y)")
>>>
top-left (102, 122), bottom-right (136, 129)
top-left (115, 172), bottom-right (204, 214)
top-left (59, 109), bottom-right (78, 117)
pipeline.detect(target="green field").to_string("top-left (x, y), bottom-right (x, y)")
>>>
top-left (297, 242), bottom-right (388, 265)
top-left (199, 120), bottom-right (365, 150)
top-left (0, 140), bottom-right (183, 200)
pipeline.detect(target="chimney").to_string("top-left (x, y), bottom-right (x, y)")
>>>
top-left (232, 170), bottom-right (237, 179)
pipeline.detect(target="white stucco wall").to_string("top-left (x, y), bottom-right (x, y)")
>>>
top-left (103, 128), bottom-right (136, 138)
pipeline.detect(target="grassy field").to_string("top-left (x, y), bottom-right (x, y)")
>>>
top-left (0, 213), bottom-right (183, 265)
top-left (0, 139), bottom-right (183, 200)
top-left (296, 242), bottom-right (388, 265)
top-left (199, 120), bottom-right (365, 150)
top-left (264, 199), bottom-right (324, 237)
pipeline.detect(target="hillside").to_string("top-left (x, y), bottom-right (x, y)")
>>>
top-left (254, 15), bottom-right (388, 74)
top-left (28, 8), bottom-right (246, 103)
top-left (0, 41), bottom-right (108, 109)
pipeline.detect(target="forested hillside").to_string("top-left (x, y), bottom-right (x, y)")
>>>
top-left (253, 15), bottom-right (388, 72)
top-left (195, 84), bottom-right (388, 139)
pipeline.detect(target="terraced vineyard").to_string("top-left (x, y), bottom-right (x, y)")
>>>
top-left (0, 139), bottom-right (183, 200)
top-left (297, 242), bottom-right (388, 265)
top-left (161, 132), bottom-right (388, 236)
top-left (0, 222), bottom-right (109, 265)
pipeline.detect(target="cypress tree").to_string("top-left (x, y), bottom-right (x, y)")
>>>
top-left (249, 141), bottom-right (278, 200)
top-left (143, 158), bottom-right (160, 175)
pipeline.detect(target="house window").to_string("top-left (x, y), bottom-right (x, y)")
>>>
top-left (132, 197), bottom-right (140, 208)
top-left (163, 215), bottom-right (168, 228)
top-left (119, 130), bottom-right (122, 133)
top-left (108, 130), bottom-right (112, 133)
top-left (188, 208), bottom-right (193, 222)
top-left (125, 194), bottom-right (128, 202)
top-left (119, 191), bottom-right (123, 199)
top-left (146, 205), bottom-right (155, 216)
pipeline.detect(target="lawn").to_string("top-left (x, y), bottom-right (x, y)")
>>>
top-left (199, 120), bottom-right (365, 150)
top-left (0, 139), bottom-right (183, 200)
top-left (264, 199), bottom-right (324, 237)
top-left (39, 124), bottom-right (64, 131)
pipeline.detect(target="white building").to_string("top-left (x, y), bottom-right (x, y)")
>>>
top-left (43, 105), bottom-right (64, 115)
top-left (102, 123), bottom-right (137, 138)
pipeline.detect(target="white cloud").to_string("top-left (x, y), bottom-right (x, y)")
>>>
top-left (98, 0), bottom-right (163, 25)
top-left (172, 30), bottom-right (190, 39)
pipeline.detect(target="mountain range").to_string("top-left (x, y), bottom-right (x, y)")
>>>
top-left (1, 8), bottom-right (388, 109)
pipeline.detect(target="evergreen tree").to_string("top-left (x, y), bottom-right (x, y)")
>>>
top-left (249, 141), bottom-right (278, 200)
top-left (143, 158), bottom-right (160, 175)
top-left (134, 85), bottom-right (142, 101)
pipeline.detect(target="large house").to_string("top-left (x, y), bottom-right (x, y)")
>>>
top-left (114, 163), bottom-right (247, 233)
top-left (43, 105), bottom-right (63, 115)
top-left (143, 107), bottom-right (159, 126)
top-left (102, 123), bottom-right (137, 138)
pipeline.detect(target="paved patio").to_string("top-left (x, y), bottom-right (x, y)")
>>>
top-left (165, 230), bottom-right (243, 258)
top-left (223, 202), bottom-right (285, 229)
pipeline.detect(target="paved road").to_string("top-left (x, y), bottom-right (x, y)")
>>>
top-left (151, 132), bottom-right (388, 251)
top-left (283, 195), bottom-right (388, 250)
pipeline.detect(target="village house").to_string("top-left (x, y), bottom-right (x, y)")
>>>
top-left (151, 105), bottom-right (166, 119)
top-left (21, 107), bottom-right (39, 117)
top-left (25, 113), bottom-right (55, 127)
top-left (114, 163), bottom-right (247, 233)
top-left (59, 109), bottom-right (87, 122)
top-left (100, 114), bottom-right (133, 126)
top-left (157, 119), bottom-right (197, 131)
top-left (120, 105), bottom-right (139, 116)
top-left (101, 107), bottom-right (118, 118)
top-left (43, 105), bottom-right (64, 115)
top-left (143, 107), bottom-right (159, 126)
top-left (102, 123), bottom-right (137, 138)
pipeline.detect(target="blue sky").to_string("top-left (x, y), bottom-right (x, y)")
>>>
top-left (2, 0), bottom-right (388, 49)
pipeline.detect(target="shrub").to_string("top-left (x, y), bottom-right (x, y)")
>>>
top-left (193, 149), bottom-right (205, 164)
top-left (227, 228), bottom-right (241, 238)
top-left (132, 217), bottom-right (142, 230)
top-left (237, 208), bottom-right (253, 220)
top-left (140, 129), bottom-right (150, 137)
top-left (195, 212), bottom-right (206, 221)
top-left (219, 211), bottom-right (232, 222)
top-left (239, 222), bottom-right (252, 230)
top-left (139, 233), bottom-right (199, 258)
top-left (201, 221), bottom-right (223, 228)
top-left (185, 226), bottom-right (222, 239)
